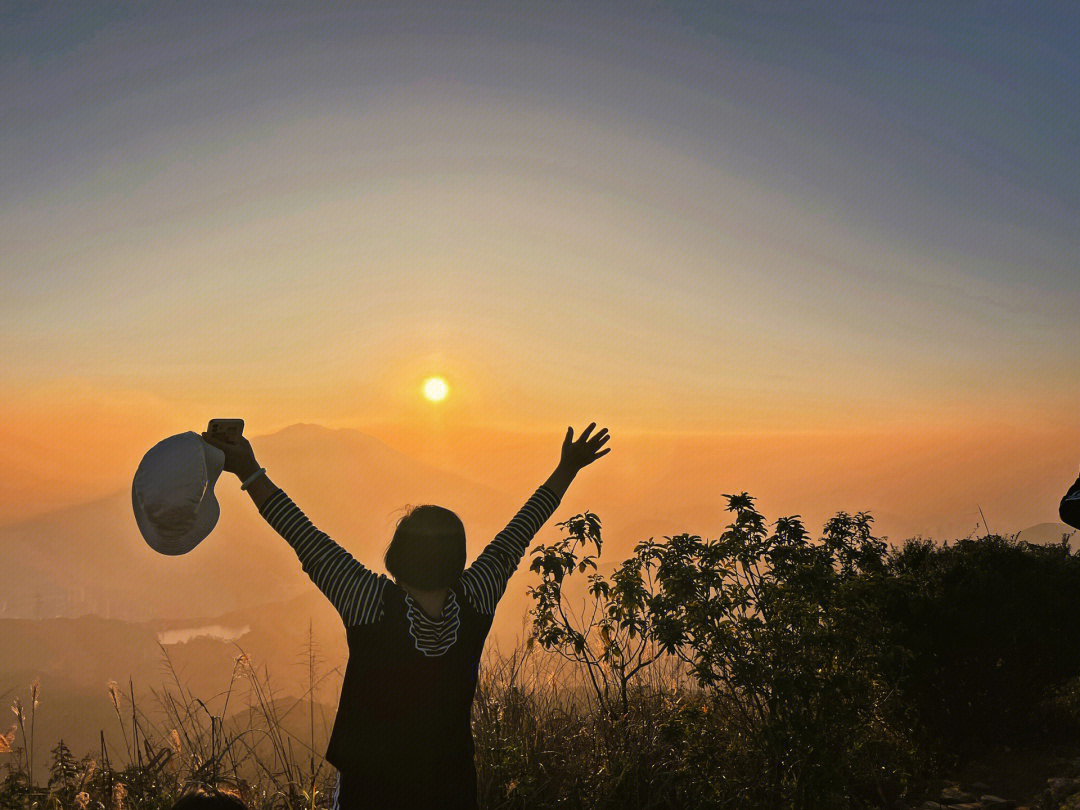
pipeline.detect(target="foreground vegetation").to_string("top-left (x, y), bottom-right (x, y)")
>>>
top-left (5, 494), bottom-right (1080, 809)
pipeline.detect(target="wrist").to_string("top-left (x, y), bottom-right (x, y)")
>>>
top-left (236, 459), bottom-right (261, 480)
top-left (240, 466), bottom-right (267, 491)
top-left (544, 463), bottom-right (577, 500)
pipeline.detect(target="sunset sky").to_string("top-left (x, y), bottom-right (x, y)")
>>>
top-left (3, 3), bottom-right (1078, 541)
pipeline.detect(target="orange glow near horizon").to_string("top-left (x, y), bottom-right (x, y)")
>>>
top-left (2, 372), bottom-right (1077, 547)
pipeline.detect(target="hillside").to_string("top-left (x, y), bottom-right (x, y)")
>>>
top-left (0, 423), bottom-right (515, 622)
top-left (1, 591), bottom-right (345, 784)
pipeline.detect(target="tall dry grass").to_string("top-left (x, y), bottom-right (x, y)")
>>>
top-left (472, 632), bottom-right (728, 810)
top-left (0, 630), bottom-right (728, 810)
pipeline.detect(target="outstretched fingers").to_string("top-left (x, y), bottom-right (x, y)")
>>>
top-left (561, 423), bottom-right (611, 468)
top-left (585, 429), bottom-right (610, 463)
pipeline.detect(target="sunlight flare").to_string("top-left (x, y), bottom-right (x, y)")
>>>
top-left (423, 376), bottom-right (449, 402)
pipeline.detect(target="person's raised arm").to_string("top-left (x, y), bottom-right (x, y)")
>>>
top-left (1061, 469), bottom-right (1080, 530)
top-left (201, 429), bottom-right (388, 625)
top-left (460, 423), bottom-right (610, 615)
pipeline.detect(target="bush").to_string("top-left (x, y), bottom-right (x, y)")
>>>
top-left (884, 534), bottom-right (1080, 756)
top-left (527, 512), bottom-right (665, 721)
top-left (528, 496), bottom-right (929, 809)
top-left (637, 494), bottom-right (924, 809)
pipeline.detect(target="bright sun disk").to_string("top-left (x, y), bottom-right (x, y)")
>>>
top-left (423, 377), bottom-right (449, 402)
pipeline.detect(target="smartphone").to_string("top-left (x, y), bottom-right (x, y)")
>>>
top-left (207, 418), bottom-right (245, 443)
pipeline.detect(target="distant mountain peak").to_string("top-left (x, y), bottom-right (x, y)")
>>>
top-left (264, 422), bottom-right (392, 446)
top-left (1015, 522), bottom-right (1077, 545)
top-left (0, 420), bottom-right (515, 621)
top-left (267, 422), bottom-right (336, 436)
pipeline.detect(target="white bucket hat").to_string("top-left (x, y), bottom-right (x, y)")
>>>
top-left (132, 431), bottom-right (227, 555)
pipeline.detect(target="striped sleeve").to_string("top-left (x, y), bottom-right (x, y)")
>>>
top-left (460, 485), bottom-right (561, 615)
top-left (1061, 475), bottom-right (1080, 530)
top-left (259, 488), bottom-right (389, 626)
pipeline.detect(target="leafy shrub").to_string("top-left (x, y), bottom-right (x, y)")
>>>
top-left (529, 497), bottom-right (927, 809)
top-left (637, 494), bottom-right (923, 809)
top-left (884, 534), bottom-right (1080, 755)
top-left (527, 512), bottom-right (665, 720)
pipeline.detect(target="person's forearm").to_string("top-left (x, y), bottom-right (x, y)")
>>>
top-left (236, 459), bottom-right (279, 510)
top-left (247, 466), bottom-right (388, 625)
top-left (1061, 473), bottom-right (1080, 530)
top-left (542, 463), bottom-right (577, 502)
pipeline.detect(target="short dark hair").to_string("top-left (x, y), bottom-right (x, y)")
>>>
top-left (384, 505), bottom-right (466, 590)
top-left (171, 785), bottom-right (247, 810)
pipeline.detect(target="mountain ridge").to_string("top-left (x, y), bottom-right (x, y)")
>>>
top-left (0, 422), bottom-right (507, 530)
top-left (0, 423), bottom-right (517, 622)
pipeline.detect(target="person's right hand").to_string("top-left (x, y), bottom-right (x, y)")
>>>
top-left (559, 423), bottom-right (611, 471)
top-left (201, 431), bottom-right (259, 479)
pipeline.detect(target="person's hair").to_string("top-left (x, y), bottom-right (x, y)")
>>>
top-left (171, 784), bottom-right (247, 810)
top-left (384, 505), bottom-right (466, 590)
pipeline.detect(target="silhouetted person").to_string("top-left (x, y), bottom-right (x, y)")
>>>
top-left (171, 785), bottom-right (247, 810)
top-left (1061, 468), bottom-right (1080, 530)
top-left (202, 423), bottom-right (610, 810)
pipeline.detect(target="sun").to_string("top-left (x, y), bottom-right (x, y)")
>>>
top-left (422, 376), bottom-right (449, 402)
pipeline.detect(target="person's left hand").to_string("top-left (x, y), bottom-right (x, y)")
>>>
top-left (201, 431), bottom-right (259, 479)
top-left (559, 423), bottom-right (611, 472)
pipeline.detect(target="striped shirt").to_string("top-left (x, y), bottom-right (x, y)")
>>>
top-left (258, 484), bottom-right (562, 644)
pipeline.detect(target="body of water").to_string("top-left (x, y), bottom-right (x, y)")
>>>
top-left (157, 624), bottom-right (251, 644)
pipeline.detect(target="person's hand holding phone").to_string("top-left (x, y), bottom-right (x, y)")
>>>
top-left (202, 420), bottom-right (260, 480)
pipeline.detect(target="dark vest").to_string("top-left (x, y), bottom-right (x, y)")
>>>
top-left (326, 579), bottom-right (493, 810)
